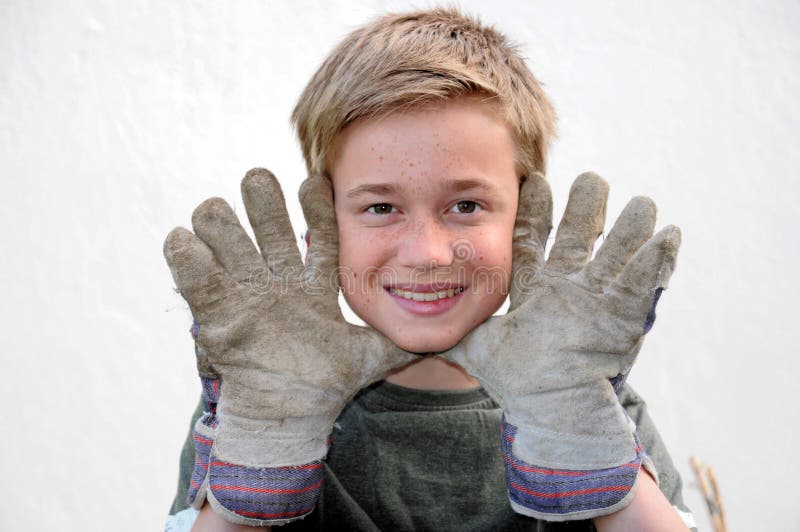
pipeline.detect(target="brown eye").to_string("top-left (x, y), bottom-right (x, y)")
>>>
top-left (367, 203), bottom-right (395, 215)
top-left (452, 200), bottom-right (479, 214)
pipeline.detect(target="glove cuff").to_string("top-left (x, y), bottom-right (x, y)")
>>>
top-left (187, 377), bottom-right (220, 509)
top-left (186, 374), bottom-right (327, 526)
top-left (502, 417), bottom-right (643, 522)
top-left (187, 416), bottom-right (328, 526)
top-left (187, 422), bottom-right (214, 508)
top-left (202, 452), bottom-right (325, 526)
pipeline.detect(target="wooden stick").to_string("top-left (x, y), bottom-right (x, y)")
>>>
top-left (690, 456), bottom-right (727, 532)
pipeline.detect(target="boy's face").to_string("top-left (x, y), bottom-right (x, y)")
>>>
top-left (331, 97), bottom-right (519, 353)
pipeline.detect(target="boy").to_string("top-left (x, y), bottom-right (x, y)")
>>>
top-left (165, 7), bottom-right (694, 531)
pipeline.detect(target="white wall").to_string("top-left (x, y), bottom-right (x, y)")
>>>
top-left (2, 1), bottom-right (797, 530)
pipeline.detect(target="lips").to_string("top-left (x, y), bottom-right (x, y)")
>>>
top-left (388, 286), bottom-right (465, 301)
top-left (386, 281), bottom-right (461, 291)
top-left (383, 283), bottom-right (467, 316)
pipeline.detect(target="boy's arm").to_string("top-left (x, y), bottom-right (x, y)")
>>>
top-left (594, 470), bottom-right (688, 531)
top-left (192, 503), bottom-right (271, 531)
top-left (621, 384), bottom-right (696, 528)
top-left (593, 384), bottom-right (695, 530)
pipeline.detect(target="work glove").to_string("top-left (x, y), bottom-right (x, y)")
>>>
top-left (444, 171), bottom-right (681, 521)
top-left (163, 168), bottom-right (415, 526)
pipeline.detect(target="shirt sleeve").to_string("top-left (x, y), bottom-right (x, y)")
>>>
top-left (164, 507), bottom-right (199, 532)
top-left (168, 397), bottom-right (205, 516)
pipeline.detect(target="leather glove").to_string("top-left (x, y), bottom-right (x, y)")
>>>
top-left (444, 171), bottom-right (681, 521)
top-left (163, 168), bottom-right (415, 526)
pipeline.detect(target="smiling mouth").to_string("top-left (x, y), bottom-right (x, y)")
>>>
top-left (387, 286), bottom-right (465, 301)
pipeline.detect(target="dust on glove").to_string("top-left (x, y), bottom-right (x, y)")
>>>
top-left (444, 171), bottom-right (681, 521)
top-left (164, 168), bottom-right (415, 526)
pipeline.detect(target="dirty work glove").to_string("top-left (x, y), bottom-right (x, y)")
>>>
top-left (444, 172), bottom-right (681, 522)
top-left (163, 168), bottom-right (415, 526)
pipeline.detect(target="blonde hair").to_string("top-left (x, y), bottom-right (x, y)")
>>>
top-left (290, 6), bottom-right (556, 180)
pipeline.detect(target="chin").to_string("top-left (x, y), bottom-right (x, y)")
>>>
top-left (389, 332), bottom-right (462, 355)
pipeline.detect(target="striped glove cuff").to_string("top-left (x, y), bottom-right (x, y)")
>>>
top-left (502, 416), bottom-right (646, 522)
top-left (185, 374), bottom-right (327, 526)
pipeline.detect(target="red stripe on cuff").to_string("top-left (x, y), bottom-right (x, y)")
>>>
top-left (510, 481), bottom-right (630, 499)
top-left (209, 479), bottom-right (323, 495)
top-left (235, 507), bottom-right (314, 519)
top-left (193, 434), bottom-right (213, 445)
top-left (210, 460), bottom-right (323, 471)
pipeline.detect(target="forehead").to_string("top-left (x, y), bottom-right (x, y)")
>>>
top-left (330, 97), bottom-right (518, 191)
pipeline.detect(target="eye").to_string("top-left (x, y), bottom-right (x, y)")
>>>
top-left (366, 203), bottom-right (396, 215)
top-left (450, 200), bottom-right (481, 214)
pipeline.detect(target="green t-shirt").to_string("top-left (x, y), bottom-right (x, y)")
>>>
top-left (169, 381), bottom-right (693, 531)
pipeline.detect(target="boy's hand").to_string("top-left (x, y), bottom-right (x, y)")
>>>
top-left (164, 169), bottom-right (415, 526)
top-left (444, 172), bottom-right (681, 522)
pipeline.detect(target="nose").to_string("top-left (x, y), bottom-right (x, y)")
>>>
top-left (395, 217), bottom-right (455, 271)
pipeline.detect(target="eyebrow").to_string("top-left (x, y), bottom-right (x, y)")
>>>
top-left (345, 182), bottom-right (400, 199)
top-left (441, 177), bottom-right (496, 194)
top-left (345, 178), bottom-right (496, 199)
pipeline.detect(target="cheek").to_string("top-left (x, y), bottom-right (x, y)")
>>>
top-left (337, 223), bottom-right (394, 306)
top-left (338, 243), bottom-right (369, 313)
top-left (470, 225), bottom-right (513, 296)
top-left (473, 223), bottom-right (513, 266)
top-left (337, 214), bottom-right (366, 257)
top-left (337, 223), bottom-right (365, 293)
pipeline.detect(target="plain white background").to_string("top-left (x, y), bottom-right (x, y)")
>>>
top-left (2, 1), bottom-right (798, 530)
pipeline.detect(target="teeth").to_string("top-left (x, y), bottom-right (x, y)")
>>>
top-left (389, 287), bottom-right (464, 301)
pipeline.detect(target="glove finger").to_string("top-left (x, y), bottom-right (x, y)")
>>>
top-left (191, 197), bottom-right (264, 284)
top-left (612, 224), bottom-right (681, 299)
top-left (509, 172), bottom-right (553, 311)
top-left (241, 168), bottom-right (304, 280)
top-left (163, 226), bottom-right (236, 318)
top-left (299, 174), bottom-right (340, 300)
top-left (545, 172), bottom-right (609, 274)
top-left (348, 326), bottom-right (418, 389)
top-left (439, 315), bottom-right (499, 378)
top-left (584, 196), bottom-right (656, 288)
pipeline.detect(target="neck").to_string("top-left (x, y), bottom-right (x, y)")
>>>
top-left (385, 356), bottom-right (480, 390)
